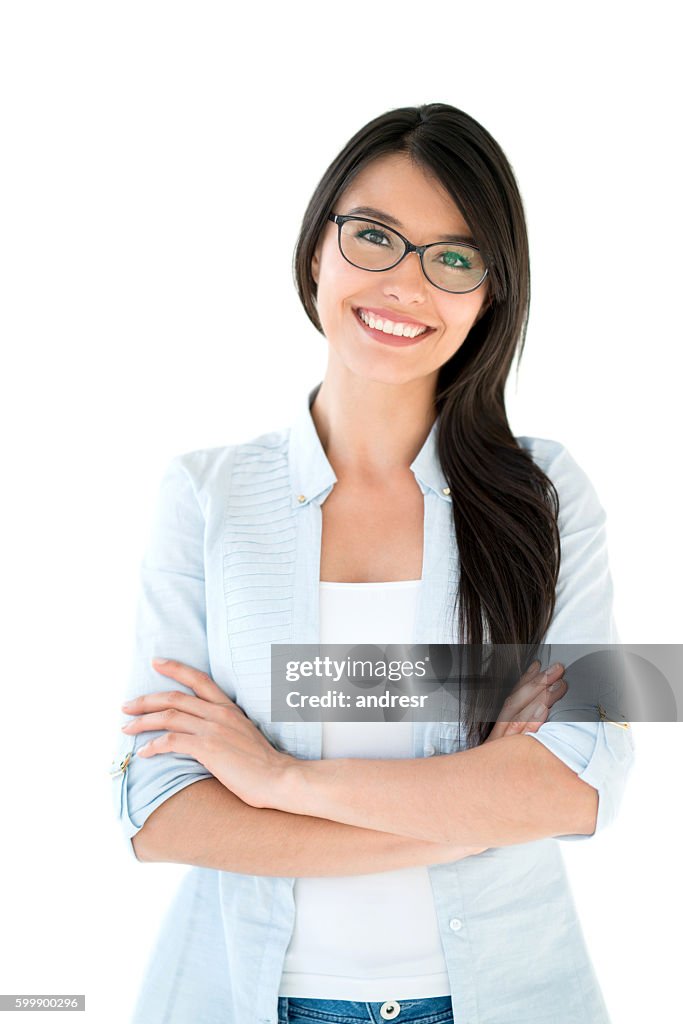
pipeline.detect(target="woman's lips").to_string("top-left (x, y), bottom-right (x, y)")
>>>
top-left (353, 307), bottom-right (436, 347)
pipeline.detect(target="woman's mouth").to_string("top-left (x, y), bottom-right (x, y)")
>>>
top-left (353, 306), bottom-right (436, 347)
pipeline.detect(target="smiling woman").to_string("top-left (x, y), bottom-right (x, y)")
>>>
top-left (309, 152), bottom-right (493, 385)
top-left (111, 102), bottom-right (634, 1024)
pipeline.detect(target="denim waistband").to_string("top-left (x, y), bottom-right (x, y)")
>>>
top-left (277, 995), bottom-right (454, 1024)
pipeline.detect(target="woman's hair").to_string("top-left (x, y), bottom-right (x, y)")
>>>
top-left (293, 103), bottom-right (560, 747)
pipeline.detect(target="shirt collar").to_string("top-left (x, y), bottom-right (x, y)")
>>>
top-left (288, 382), bottom-right (451, 509)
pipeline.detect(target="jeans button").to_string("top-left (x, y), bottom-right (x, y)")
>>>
top-left (380, 1000), bottom-right (401, 1019)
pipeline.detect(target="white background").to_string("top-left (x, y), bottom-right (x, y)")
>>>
top-left (0, 2), bottom-right (680, 1021)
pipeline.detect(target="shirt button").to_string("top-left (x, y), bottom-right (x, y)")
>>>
top-left (424, 743), bottom-right (436, 757)
top-left (442, 486), bottom-right (451, 496)
top-left (449, 917), bottom-right (463, 931)
top-left (109, 751), bottom-right (133, 777)
top-left (297, 494), bottom-right (306, 503)
top-left (380, 1002), bottom-right (401, 1020)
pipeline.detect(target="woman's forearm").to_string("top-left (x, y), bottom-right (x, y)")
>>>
top-left (132, 777), bottom-right (478, 875)
top-left (277, 735), bottom-right (597, 845)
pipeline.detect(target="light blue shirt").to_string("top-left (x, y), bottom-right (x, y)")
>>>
top-left (111, 382), bottom-right (635, 1024)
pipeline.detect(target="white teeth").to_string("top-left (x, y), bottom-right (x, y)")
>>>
top-left (357, 308), bottom-right (428, 338)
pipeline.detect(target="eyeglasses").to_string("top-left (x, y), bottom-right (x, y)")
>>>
top-left (328, 213), bottom-right (489, 294)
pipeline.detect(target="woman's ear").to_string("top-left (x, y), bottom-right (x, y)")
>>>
top-left (311, 245), bottom-right (320, 285)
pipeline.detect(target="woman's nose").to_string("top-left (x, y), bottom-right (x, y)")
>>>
top-left (381, 250), bottom-right (430, 301)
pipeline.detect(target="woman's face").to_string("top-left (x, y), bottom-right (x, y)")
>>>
top-left (311, 152), bottom-right (491, 387)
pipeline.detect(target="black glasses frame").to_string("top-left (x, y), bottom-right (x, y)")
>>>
top-left (328, 213), bottom-right (489, 295)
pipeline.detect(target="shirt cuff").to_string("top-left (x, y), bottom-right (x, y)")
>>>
top-left (522, 719), bottom-right (636, 840)
top-left (110, 729), bottom-right (213, 861)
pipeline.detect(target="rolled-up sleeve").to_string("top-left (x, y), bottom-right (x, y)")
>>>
top-left (110, 454), bottom-right (214, 860)
top-left (518, 440), bottom-right (636, 841)
top-left (524, 717), bottom-right (635, 840)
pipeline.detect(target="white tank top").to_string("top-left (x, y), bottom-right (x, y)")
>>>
top-left (278, 580), bottom-right (451, 999)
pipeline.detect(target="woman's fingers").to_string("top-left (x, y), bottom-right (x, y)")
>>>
top-left (121, 660), bottom-right (242, 735)
top-left (501, 701), bottom-right (549, 736)
top-left (503, 667), bottom-right (567, 735)
top-left (487, 662), bottom-right (567, 741)
top-left (517, 676), bottom-right (567, 727)
top-left (507, 660), bottom-right (563, 704)
top-left (517, 658), bottom-right (543, 685)
top-left (120, 688), bottom-right (240, 720)
top-left (135, 731), bottom-right (212, 762)
top-left (121, 688), bottom-right (230, 722)
top-left (121, 707), bottom-right (215, 737)
top-left (508, 662), bottom-right (564, 712)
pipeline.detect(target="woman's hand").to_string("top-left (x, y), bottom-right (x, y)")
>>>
top-left (120, 658), bottom-right (297, 810)
top-left (485, 660), bottom-right (568, 743)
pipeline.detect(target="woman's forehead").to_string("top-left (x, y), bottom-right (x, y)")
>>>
top-left (337, 156), bottom-right (472, 239)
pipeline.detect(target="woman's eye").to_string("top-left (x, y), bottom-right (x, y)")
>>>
top-left (437, 250), bottom-right (473, 270)
top-left (357, 229), bottom-right (389, 246)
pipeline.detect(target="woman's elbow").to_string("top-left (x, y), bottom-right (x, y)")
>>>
top-left (576, 780), bottom-right (599, 837)
top-left (131, 827), bottom-right (155, 862)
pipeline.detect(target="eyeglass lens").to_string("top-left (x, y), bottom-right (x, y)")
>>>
top-left (338, 219), bottom-right (486, 293)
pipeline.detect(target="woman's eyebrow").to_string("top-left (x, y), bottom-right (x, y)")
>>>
top-left (345, 205), bottom-right (475, 245)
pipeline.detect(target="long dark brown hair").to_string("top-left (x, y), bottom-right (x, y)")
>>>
top-left (293, 103), bottom-right (560, 747)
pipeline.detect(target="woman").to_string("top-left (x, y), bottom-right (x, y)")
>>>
top-left (112, 103), bottom-right (635, 1024)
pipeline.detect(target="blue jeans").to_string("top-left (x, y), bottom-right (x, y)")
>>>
top-left (277, 995), bottom-right (454, 1024)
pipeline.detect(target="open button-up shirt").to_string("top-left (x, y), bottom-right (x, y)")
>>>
top-left (110, 381), bottom-right (635, 1024)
